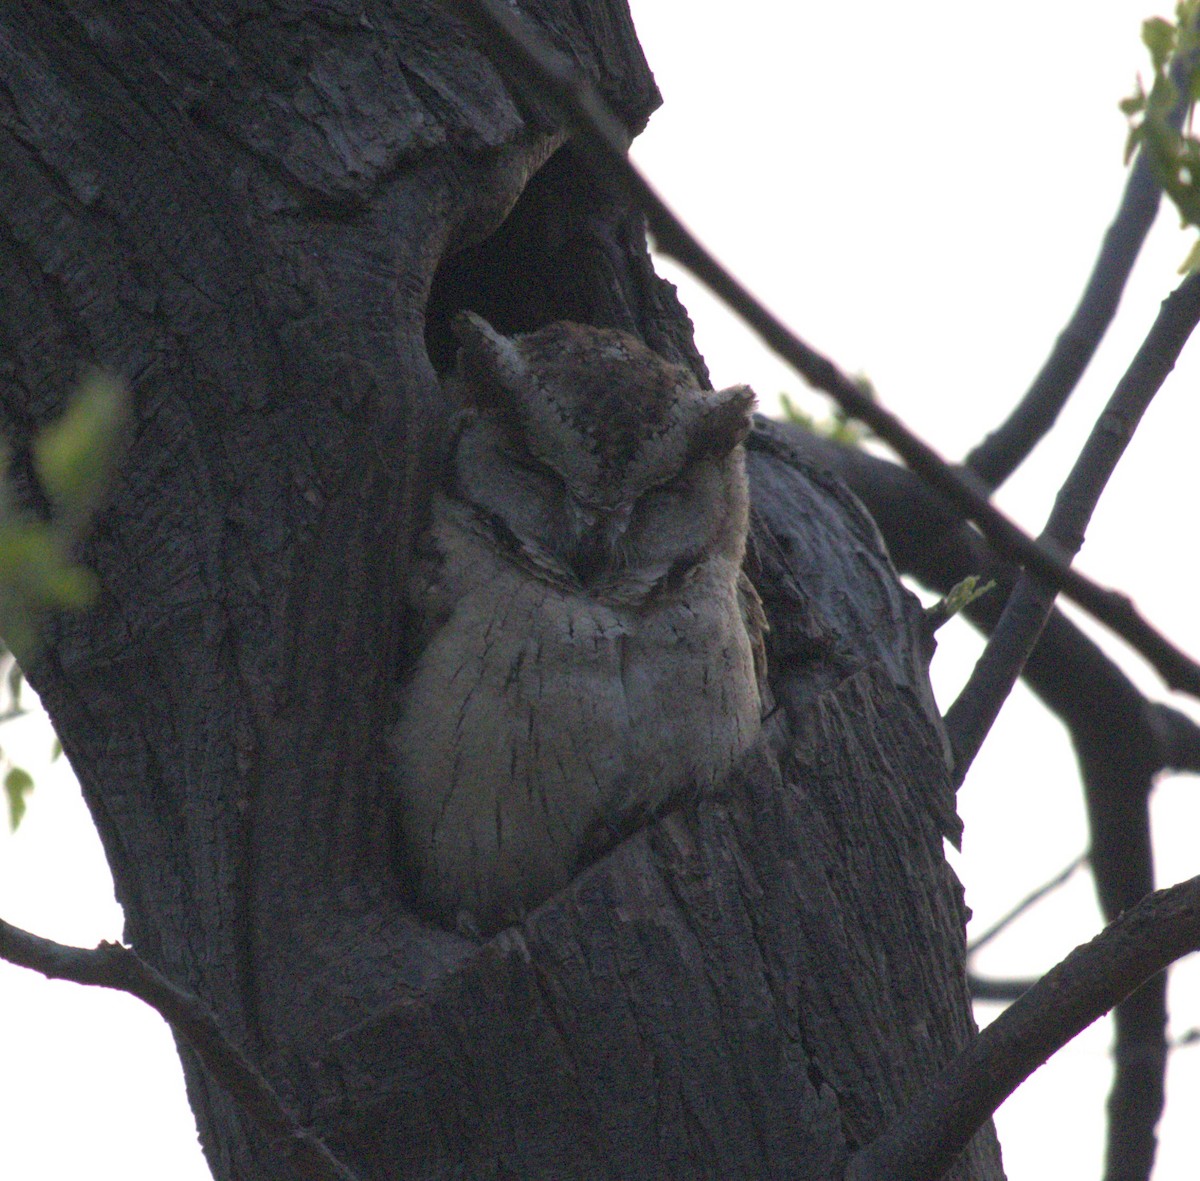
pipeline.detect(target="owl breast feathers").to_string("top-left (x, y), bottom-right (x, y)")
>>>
top-left (391, 313), bottom-right (766, 935)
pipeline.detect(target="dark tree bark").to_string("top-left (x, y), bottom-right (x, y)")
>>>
top-left (0, 4), bottom-right (1003, 1178)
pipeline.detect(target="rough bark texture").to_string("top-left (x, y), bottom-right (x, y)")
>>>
top-left (1, 3), bottom-right (1003, 1178)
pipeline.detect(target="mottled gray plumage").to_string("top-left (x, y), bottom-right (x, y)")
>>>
top-left (392, 314), bottom-right (766, 935)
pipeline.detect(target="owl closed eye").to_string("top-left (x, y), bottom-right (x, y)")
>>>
top-left (446, 312), bottom-right (755, 599)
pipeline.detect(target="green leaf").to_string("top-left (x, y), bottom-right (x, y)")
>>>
top-left (944, 576), bottom-right (997, 617)
top-left (777, 391), bottom-right (809, 427)
top-left (1122, 9), bottom-right (1200, 231)
top-left (925, 576), bottom-right (998, 632)
top-left (1146, 72), bottom-right (1180, 118)
top-left (774, 392), bottom-right (868, 448)
top-left (1144, 16), bottom-right (1177, 73)
top-left (1178, 236), bottom-right (1200, 272)
top-left (0, 522), bottom-right (98, 662)
top-left (1123, 120), bottom-right (1145, 166)
top-left (4, 765), bottom-right (33, 832)
top-left (0, 375), bottom-right (125, 663)
top-left (33, 373), bottom-right (128, 518)
top-left (0, 522), bottom-right (98, 614)
top-left (44, 564), bottom-right (98, 609)
top-left (1118, 92), bottom-right (1146, 118)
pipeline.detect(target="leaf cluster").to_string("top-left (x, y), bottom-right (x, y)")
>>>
top-left (0, 373), bottom-right (127, 663)
top-left (0, 374), bottom-right (127, 830)
top-left (778, 381), bottom-right (872, 448)
top-left (0, 655), bottom-right (31, 832)
top-left (1122, 1), bottom-right (1200, 269)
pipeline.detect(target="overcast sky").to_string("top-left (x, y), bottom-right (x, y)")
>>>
top-left (3, 4), bottom-right (1200, 1179)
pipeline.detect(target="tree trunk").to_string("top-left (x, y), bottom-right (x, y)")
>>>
top-left (0, 4), bottom-right (1004, 1178)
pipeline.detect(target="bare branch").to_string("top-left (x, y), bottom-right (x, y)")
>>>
top-left (946, 269), bottom-right (1200, 782)
top-left (1107, 977), bottom-right (1168, 1181)
top-left (844, 874), bottom-right (1200, 1181)
top-left (966, 852), bottom-right (1089, 956)
top-left (967, 974), bottom-right (1039, 1003)
top-left (763, 420), bottom-right (1181, 1179)
top-left (966, 38), bottom-right (1200, 488)
top-left (1076, 737), bottom-right (1165, 1181)
top-left (0, 918), bottom-right (362, 1181)
top-left (945, 247), bottom-right (1199, 1176)
top-left (763, 420), bottom-right (1200, 796)
top-left (448, 0), bottom-right (1200, 699)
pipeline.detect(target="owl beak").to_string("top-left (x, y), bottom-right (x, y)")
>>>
top-left (568, 501), bottom-right (632, 584)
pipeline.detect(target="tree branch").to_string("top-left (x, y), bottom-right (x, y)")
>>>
top-left (761, 419), bottom-right (1190, 1180)
top-left (448, 0), bottom-right (1200, 699)
top-left (1076, 740), bottom-right (1165, 1181)
top-left (762, 421), bottom-right (1200, 785)
top-left (1149, 698), bottom-right (1200, 771)
top-left (945, 268), bottom-right (1200, 783)
top-left (844, 874), bottom-right (1200, 1181)
top-left (0, 918), bottom-right (361, 1181)
top-left (966, 852), bottom-right (1089, 956)
top-left (967, 974), bottom-right (1039, 1003)
top-left (965, 36), bottom-right (1199, 488)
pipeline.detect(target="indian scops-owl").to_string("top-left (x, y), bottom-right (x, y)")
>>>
top-left (391, 313), bottom-right (766, 935)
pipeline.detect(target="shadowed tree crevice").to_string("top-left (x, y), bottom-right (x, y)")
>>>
top-left (424, 141), bottom-right (709, 382)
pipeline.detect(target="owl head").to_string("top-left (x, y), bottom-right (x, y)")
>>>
top-left (444, 313), bottom-right (755, 598)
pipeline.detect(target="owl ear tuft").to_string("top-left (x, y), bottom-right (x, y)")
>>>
top-left (690, 385), bottom-right (756, 458)
top-left (450, 312), bottom-right (529, 410)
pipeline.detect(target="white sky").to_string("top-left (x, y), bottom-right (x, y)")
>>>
top-left (3, 3), bottom-right (1200, 1179)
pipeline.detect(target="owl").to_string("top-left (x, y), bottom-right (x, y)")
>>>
top-left (391, 313), bottom-right (766, 935)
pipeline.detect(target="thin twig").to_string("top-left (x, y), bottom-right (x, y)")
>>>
top-left (945, 269), bottom-right (1200, 784)
top-left (449, 0), bottom-right (1200, 699)
top-left (966, 36), bottom-right (1200, 488)
top-left (967, 852), bottom-right (1089, 955)
top-left (967, 974), bottom-right (1039, 1003)
top-left (0, 918), bottom-right (362, 1181)
top-left (844, 873), bottom-right (1200, 1181)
